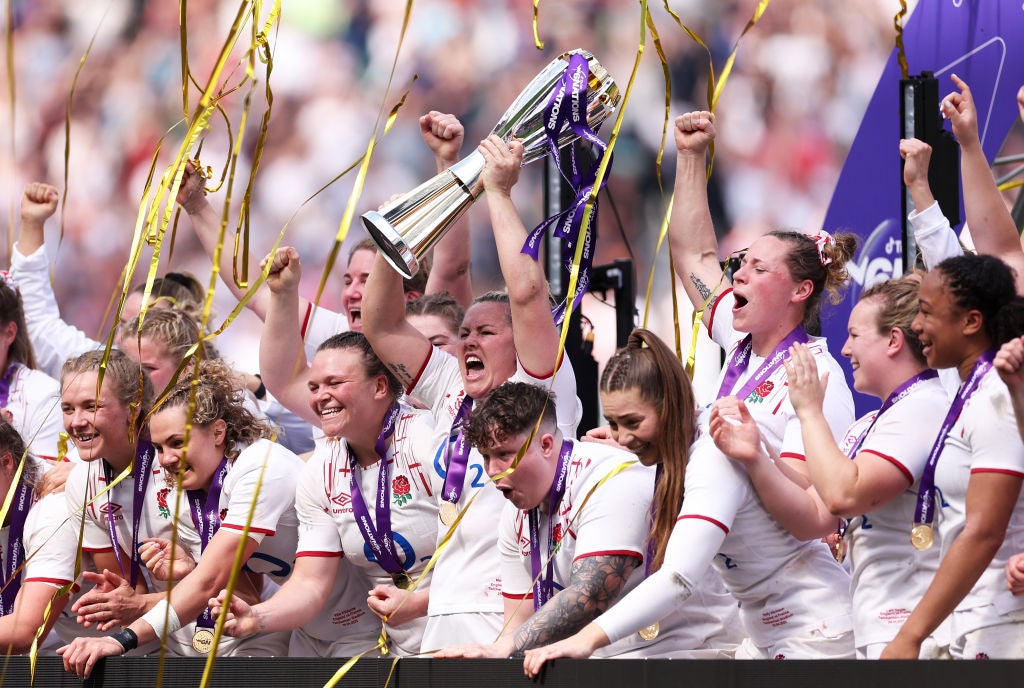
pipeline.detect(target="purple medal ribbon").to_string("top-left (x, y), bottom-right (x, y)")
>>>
top-left (521, 52), bottom-right (612, 326)
top-left (0, 477), bottom-right (32, 616)
top-left (348, 403), bottom-right (407, 578)
top-left (187, 457), bottom-right (229, 628)
top-left (528, 439), bottom-right (573, 611)
top-left (844, 369), bottom-right (939, 458)
top-left (716, 326), bottom-right (808, 402)
top-left (102, 440), bottom-right (157, 587)
top-left (441, 397), bottom-right (474, 506)
top-left (914, 350), bottom-right (995, 529)
top-left (0, 364), bottom-right (17, 408)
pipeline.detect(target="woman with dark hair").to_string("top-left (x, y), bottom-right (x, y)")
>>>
top-left (0, 274), bottom-right (64, 461)
top-left (667, 111), bottom-right (857, 484)
top-left (880, 254), bottom-right (1024, 659)
top-left (58, 358), bottom-right (301, 675)
top-left (210, 248), bottom-right (446, 657)
top-left (523, 327), bottom-right (855, 675)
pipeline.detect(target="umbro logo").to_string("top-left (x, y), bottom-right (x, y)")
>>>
top-left (98, 502), bottom-right (123, 516)
top-left (331, 493), bottom-right (352, 508)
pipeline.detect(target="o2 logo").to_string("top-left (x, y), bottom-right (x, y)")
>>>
top-left (363, 531), bottom-right (418, 569)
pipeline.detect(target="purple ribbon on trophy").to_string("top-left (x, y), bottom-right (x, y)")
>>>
top-left (521, 52), bottom-right (613, 325)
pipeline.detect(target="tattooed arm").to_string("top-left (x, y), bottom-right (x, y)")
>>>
top-left (509, 554), bottom-right (639, 655)
top-left (670, 111), bottom-right (731, 326)
top-left (435, 554), bottom-right (639, 658)
top-left (363, 252), bottom-right (434, 393)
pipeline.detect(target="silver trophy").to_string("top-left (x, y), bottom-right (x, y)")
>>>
top-left (362, 48), bottom-right (620, 278)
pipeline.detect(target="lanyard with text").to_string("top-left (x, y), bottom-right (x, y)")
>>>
top-left (911, 350), bottom-right (995, 551)
top-left (348, 403), bottom-right (412, 588)
top-left (716, 326), bottom-right (807, 402)
top-left (187, 457), bottom-right (229, 628)
top-left (528, 439), bottom-right (573, 611)
top-left (844, 369), bottom-right (939, 458)
top-left (0, 477), bottom-right (32, 615)
top-left (102, 440), bottom-right (156, 587)
top-left (439, 396), bottom-right (473, 526)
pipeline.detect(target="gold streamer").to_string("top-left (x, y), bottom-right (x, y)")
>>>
top-left (644, 11), bottom-right (672, 193)
top-left (894, 0), bottom-right (910, 80)
top-left (5, 0), bottom-right (14, 259)
top-left (199, 441), bottom-right (272, 688)
top-left (310, 0), bottom-right (415, 321)
top-left (532, 0), bottom-right (545, 50)
top-left (553, 0), bottom-right (647, 378)
top-left (60, 4), bottom-right (111, 245)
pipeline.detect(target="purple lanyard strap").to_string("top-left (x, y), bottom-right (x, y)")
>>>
top-left (102, 440), bottom-right (156, 588)
top-left (187, 457), bottom-right (229, 628)
top-left (528, 439), bottom-right (573, 611)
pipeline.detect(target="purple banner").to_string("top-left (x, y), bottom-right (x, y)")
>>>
top-left (821, 1), bottom-right (1024, 415)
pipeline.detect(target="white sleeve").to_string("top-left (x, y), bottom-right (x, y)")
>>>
top-left (10, 244), bottom-right (100, 378)
top-left (910, 201), bottom-right (963, 269)
top-left (221, 443), bottom-right (299, 541)
top-left (294, 455), bottom-right (344, 557)
top-left (23, 492), bottom-right (79, 586)
top-left (593, 517), bottom-right (726, 643)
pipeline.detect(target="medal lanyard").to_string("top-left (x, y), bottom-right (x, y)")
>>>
top-left (0, 477), bottom-right (32, 616)
top-left (440, 396), bottom-right (473, 507)
top-left (845, 370), bottom-right (939, 459)
top-left (102, 440), bottom-right (156, 587)
top-left (187, 457), bottom-right (229, 629)
top-left (913, 350), bottom-right (995, 531)
top-left (528, 439), bottom-right (573, 611)
top-left (717, 326), bottom-right (807, 401)
top-left (348, 403), bottom-right (406, 578)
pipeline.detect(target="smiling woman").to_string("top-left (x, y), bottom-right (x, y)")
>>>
top-left (58, 358), bottom-right (303, 678)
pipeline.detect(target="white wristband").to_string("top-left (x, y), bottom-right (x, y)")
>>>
top-left (140, 599), bottom-right (182, 639)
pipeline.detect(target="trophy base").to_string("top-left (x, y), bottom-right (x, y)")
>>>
top-left (362, 211), bottom-right (419, 279)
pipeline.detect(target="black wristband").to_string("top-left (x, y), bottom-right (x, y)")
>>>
top-left (254, 374), bottom-right (267, 400)
top-left (111, 627), bottom-right (138, 653)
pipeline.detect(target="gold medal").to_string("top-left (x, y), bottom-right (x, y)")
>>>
top-left (439, 501), bottom-right (459, 526)
top-left (834, 537), bottom-right (847, 564)
top-left (910, 523), bottom-right (934, 551)
top-left (192, 628), bottom-right (215, 655)
top-left (392, 571), bottom-right (413, 590)
top-left (638, 622), bottom-right (660, 641)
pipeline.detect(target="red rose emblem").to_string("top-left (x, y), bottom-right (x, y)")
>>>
top-left (755, 380), bottom-right (774, 397)
top-left (156, 488), bottom-right (169, 509)
top-left (392, 475), bottom-right (412, 507)
top-left (553, 523), bottom-right (563, 544)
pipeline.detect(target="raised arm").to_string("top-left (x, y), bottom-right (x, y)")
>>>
top-left (177, 162), bottom-right (319, 323)
top-left (669, 111), bottom-right (730, 324)
top-left (900, 138), bottom-right (963, 268)
top-left (478, 135), bottom-right (560, 376)
top-left (995, 336), bottom-right (1024, 442)
top-left (362, 252), bottom-right (434, 391)
top-left (13, 183), bottom-right (100, 377)
top-left (258, 247), bottom-right (320, 425)
top-left (420, 111), bottom-right (473, 308)
top-left (942, 74), bottom-right (1024, 291)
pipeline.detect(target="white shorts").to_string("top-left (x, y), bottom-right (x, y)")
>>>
top-left (734, 628), bottom-right (855, 659)
top-left (952, 616), bottom-right (1024, 659)
top-left (289, 627), bottom-right (385, 658)
top-left (421, 611), bottom-right (504, 652)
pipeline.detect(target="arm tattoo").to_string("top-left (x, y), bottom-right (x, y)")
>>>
top-left (387, 362), bottom-right (414, 388)
top-left (689, 273), bottom-right (712, 301)
top-left (510, 554), bottom-right (639, 656)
